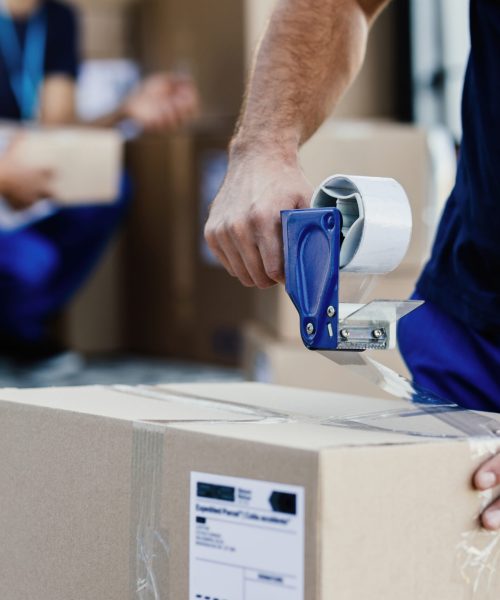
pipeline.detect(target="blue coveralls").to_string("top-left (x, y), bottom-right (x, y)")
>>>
top-left (0, 0), bottom-right (128, 345)
top-left (399, 0), bottom-right (500, 412)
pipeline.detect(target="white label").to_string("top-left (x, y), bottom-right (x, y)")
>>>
top-left (190, 472), bottom-right (305, 600)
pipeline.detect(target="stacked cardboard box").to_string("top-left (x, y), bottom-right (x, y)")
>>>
top-left (244, 120), bottom-right (457, 391)
top-left (123, 125), bottom-right (254, 365)
top-left (0, 382), bottom-right (498, 599)
top-left (67, 0), bottom-right (138, 60)
top-left (134, 0), bottom-right (245, 120)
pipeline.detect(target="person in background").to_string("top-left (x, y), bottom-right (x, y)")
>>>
top-left (204, 0), bottom-right (500, 529)
top-left (0, 0), bottom-right (199, 372)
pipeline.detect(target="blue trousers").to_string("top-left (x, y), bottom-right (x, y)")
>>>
top-left (398, 293), bottom-right (500, 413)
top-left (0, 179), bottom-right (130, 343)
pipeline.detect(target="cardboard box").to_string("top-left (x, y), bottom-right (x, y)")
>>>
top-left (243, 321), bottom-right (411, 396)
top-left (134, 0), bottom-right (245, 120)
top-left (61, 236), bottom-right (125, 353)
top-left (0, 382), bottom-right (499, 599)
top-left (11, 127), bottom-right (123, 204)
top-left (123, 127), bottom-right (253, 365)
top-left (79, 5), bottom-right (130, 60)
top-left (65, 0), bottom-right (136, 60)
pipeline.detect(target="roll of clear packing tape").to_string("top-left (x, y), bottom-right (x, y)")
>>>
top-left (311, 174), bottom-right (412, 274)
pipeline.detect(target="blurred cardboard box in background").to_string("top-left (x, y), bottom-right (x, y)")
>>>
top-left (299, 121), bottom-right (456, 269)
top-left (122, 124), bottom-right (253, 366)
top-left (11, 128), bottom-right (123, 204)
top-left (134, 0), bottom-right (245, 120)
top-left (67, 0), bottom-right (138, 60)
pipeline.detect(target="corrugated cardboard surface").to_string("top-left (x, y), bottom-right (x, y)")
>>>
top-left (0, 382), bottom-right (499, 599)
top-left (0, 402), bottom-right (133, 598)
top-left (319, 442), bottom-right (484, 599)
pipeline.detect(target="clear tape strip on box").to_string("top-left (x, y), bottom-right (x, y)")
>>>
top-left (131, 422), bottom-right (169, 600)
top-left (322, 351), bottom-right (500, 439)
top-left (124, 385), bottom-right (291, 599)
top-left (115, 384), bottom-right (290, 426)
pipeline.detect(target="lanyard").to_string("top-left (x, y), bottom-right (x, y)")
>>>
top-left (0, 2), bottom-right (47, 121)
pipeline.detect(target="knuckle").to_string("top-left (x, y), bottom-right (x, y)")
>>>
top-left (249, 206), bottom-right (270, 229)
top-left (204, 227), bottom-right (217, 248)
top-left (214, 223), bottom-right (229, 242)
top-left (228, 219), bottom-right (248, 240)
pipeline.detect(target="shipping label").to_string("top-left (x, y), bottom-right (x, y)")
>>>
top-left (189, 472), bottom-right (305, 600)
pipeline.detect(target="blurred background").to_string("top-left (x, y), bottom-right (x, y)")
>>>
top-left (0, 0), bottom-right (470, 390)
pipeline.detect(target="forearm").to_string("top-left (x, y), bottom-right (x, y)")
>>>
top-left (234, 0), bottom-right (389, 158)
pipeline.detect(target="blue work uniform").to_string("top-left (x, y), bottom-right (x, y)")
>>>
top-left (0, 0), bottom-right (129, 345)
top-left (398, 0), bottom-right (500, 411)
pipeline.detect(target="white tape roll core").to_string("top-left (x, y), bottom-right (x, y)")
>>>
top-left (311, 174), bottom-right (412, 274)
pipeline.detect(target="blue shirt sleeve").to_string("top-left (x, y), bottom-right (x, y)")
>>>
top-left (44, 0), bottom-right (80, 79)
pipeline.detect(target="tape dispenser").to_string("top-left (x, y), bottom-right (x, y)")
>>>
top-left (282, 174), bottom-right (423, 352)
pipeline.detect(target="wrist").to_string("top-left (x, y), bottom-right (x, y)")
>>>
top-left (229, 130), bottom-right (300, 166)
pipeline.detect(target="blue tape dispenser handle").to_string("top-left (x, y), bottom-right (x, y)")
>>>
top-left (282, 207), bottom-right (341, 350)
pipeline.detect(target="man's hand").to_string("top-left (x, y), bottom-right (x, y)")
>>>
top-left (122, 73), bottom-right (199, 132)
top-left (205, 149), bottom-right (313, 288)
top-left (0, 137), bottom-right (55, 210)
top-left (474, 455), bottom-right (500, 530)
top-left (203, 0), bottom-right (389, 288)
